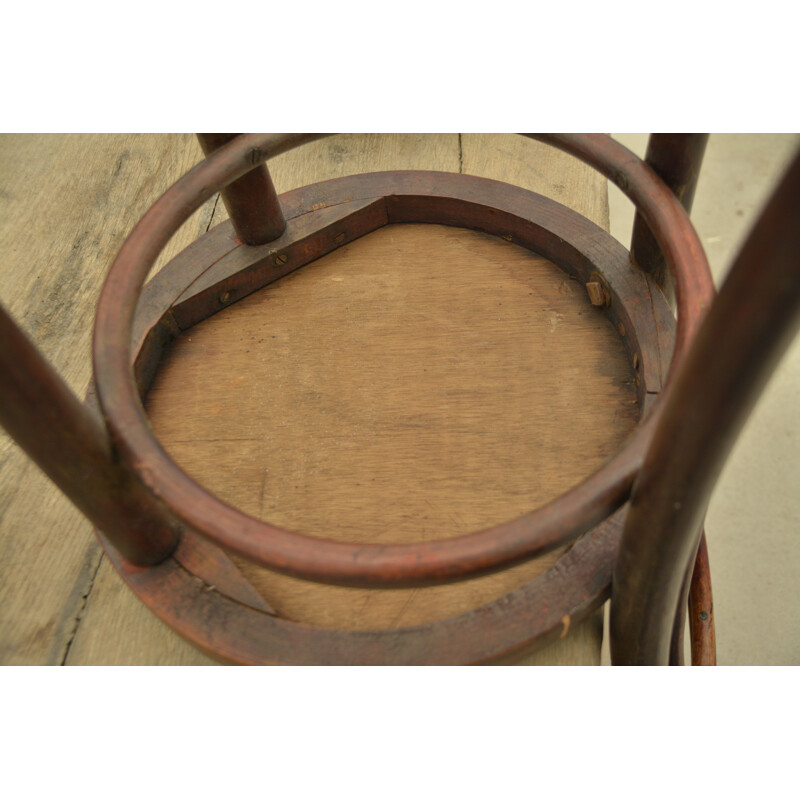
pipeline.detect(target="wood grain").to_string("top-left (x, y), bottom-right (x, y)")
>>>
top-left (461, 134), bottom-right (610, 229)
top-left (67, 135), bottom-right (469, 664)
top-left (0, 134), bottom-right (215, 664)
top-left (144, 223), bottom-right (637, 634)
top-left (0, 134), bottom-right (624, 664)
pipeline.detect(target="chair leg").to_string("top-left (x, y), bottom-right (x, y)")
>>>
top-left (631, 133), bottom-right (709, 305)
top-left (668, 530), bottom-right (715, 665)
top-left (668, 554), bottom-right (692, 666)
top-left (688, 533), bottom-right (716, 665)
top-left (631, 134), bottom-right (714, 665)
top-left (611, 149), bottom-right (800, 665)
top-left (0, 305), bottom-right (181, 565)
top-left (196, 133), bottom-right (286, 245)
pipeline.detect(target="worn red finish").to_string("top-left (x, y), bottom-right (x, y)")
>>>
top-left (91, 134), bottom-right (714, 588)
top-left (630, 134), bottom-right (709, 299)
top-left (611, 149), bottom-right (800, 665)
top-left (625, 134), bottom-right (714, 666)
top-left (0, 306), bottom-right (181, 566)
top-left (689, 534), bottom-right (716, 666)
top-left (1, 132), bottom-right (746, 664)
top-left (196, 133), bottom-right (287, 245)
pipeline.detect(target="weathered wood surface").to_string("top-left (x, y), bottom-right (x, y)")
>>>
top-left (0, 134), bottom-right (626, 664)
top-left (0, 134), bottom-right (216, 664)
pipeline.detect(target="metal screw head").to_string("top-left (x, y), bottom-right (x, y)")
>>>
top-left (219, 290), bottom-right (231, 304)
top-left (334, 232), bottom-right (346, 244)
top-left (275, 253), bottom-right (288, 266)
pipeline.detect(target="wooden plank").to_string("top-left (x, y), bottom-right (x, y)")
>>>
top-left (0, 134), bottom-right (216, 664)
top-left (63, 556), bottom-right (216, 666)
top-left (1, 134), bottom-right (620, 665)
top-left (461, 133), bottom-right (610, 229)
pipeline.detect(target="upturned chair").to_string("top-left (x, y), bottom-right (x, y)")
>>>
top-left (1, 133), bottom-right (797, 664)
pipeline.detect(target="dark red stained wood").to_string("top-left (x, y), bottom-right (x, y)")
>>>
top-left (631, 134), bottom-right (710, 303)
top-left (0, 305), bottom-right (181, 566)
top-left (196, 133), bottom-right (287, 245)
top-left (92, 142), bottom-right (711, 587)
top-left (689, 533), bottom-right (716, 666)
top-left (99, 509), bottom-right (626, 665)
top-left (625, 134), bottom-right (713, 667)
top-left (90, 169), bottom-right (676, 664)
top-left (171, 532), bottom-right (276, 614)
top-left (667, 530), bottom-right (713, 665)
top-left (126, 173), bottom-right (670, 588)
top-left (611, 149), bottom-right (800, 665)
top-left (0, 132), bottom-right (726, 664)
top-left (170, 197), bottom-right (388, 330)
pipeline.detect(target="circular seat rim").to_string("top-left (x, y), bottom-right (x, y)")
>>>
top-left (92, 133), bottom-right (715, 587)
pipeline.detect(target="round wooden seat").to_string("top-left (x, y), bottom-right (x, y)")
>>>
top-left (145, 222), bottom-right (638, 634)
top-left (85, 133), bottom-right (709, 665)
top-left (7, 133), bottom-right (797, 665)
top-left (0, 133), bottom-right (717, 664)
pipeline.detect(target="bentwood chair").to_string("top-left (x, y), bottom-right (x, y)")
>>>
top-left (0, 133), bottom-right (797, 664)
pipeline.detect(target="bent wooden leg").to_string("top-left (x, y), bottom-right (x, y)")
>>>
top-left (631, 133), bottom-right (709, 303)
top-left (611, 149), bottom-right (800, 665)
top-left (0, 305), bottom-right (181, 565)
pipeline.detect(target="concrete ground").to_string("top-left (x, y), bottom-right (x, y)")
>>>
top-left (601, 133), bottom-right (800, 665)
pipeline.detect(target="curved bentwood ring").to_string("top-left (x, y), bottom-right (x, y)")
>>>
top-left (90, 133), bottom-right (715, 664)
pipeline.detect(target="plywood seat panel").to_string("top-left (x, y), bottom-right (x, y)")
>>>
top-left (145, 222), bottom-right (638, 631)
